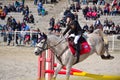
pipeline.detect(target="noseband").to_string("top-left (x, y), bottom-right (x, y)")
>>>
top-left (36, 40), bottom-right (48, 52)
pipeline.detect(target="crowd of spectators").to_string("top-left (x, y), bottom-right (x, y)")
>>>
top-left (0, 0), bottom-right (62, 47)
top-left (82, 1), bottom-right (120, 20)
top-left (0, 0), bottom-right (120, 47)
top-left (82, 5), bottom-right (103, 20)
top-left (103, 2), bottom-right (120, 16)
top-left (82, 18), bottom-right (120, 35)
top-left (103, 18), bottom-right (120, 34)
top-left (0, 16), bottom-right (46, 47)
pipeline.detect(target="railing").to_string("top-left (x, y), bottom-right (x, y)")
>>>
top-left (108, 34), bottom-right (120, 51)
top-left (0, 31), bottom-right (38, 46)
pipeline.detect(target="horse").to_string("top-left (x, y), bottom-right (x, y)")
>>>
top-left (34, 29), bottom-right (114, 80)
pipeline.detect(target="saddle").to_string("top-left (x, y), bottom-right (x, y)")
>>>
top-left (68, 36), bottom-right (91, 55)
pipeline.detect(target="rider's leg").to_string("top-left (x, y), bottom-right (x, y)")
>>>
top-left (74, 35), bottom-right (81, 63)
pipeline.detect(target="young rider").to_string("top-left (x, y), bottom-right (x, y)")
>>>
top-left (62, 12), bottom-right (83, 63)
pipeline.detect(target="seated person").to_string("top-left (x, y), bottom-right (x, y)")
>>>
top-left (104, 3), bottom-right (110, 15)
top-left (53, 21), bottom-right (61, 35)
top-left (23, 14), bottom-right (29, 23)
top-left (29, 14), bottom-right (34, 23)
top-left (37, 2), bottom-right (46, 16)
top-left (0, 11), bottom-right (6, 20)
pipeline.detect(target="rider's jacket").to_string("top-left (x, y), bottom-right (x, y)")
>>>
top-left (63, 20), bottom-right (82, 36)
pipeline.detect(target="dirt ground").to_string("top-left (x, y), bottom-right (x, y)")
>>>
top-left (0, 46), bottom-right (120, 80)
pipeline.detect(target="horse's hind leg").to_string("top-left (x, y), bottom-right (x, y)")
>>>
top-left (52, 63), bottom-right (63, 80)
top-left (104, 44), bottom-right (114, 59)
top-left (100, 44), bottom-right (114, 59)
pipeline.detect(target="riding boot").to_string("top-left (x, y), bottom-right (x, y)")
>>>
top-left (74, 44), bottom-right (80, 63)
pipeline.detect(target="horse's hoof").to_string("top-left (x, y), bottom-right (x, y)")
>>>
top-left (101, 55), bottom-right (114, 60)
top-left (107, 55), bottom-right (114, 59)
top-left (101, 55), bottom-right (107, 59)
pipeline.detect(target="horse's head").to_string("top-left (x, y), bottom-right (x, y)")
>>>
top-left (34, 39), bottom-right (48, 56)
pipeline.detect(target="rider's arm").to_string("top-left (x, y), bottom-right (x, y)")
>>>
top-left (63, 24), bottom-right (70, 36)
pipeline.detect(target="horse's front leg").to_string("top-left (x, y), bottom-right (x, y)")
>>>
top-left (66, 65), bottom-right (72, 80)
top-left (52, 64), bottom-right (63, 80)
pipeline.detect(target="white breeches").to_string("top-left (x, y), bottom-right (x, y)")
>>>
top-left (74, 35), bottom-right (81, 44)
top-left (69, 34), bottom-right (81, 44)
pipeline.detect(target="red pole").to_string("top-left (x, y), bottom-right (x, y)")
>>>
top-left (37, 51), bottom-right (46, 80)
top-left (45, 70), bottom-right (74, 75)
top-left (53, 63), bottom-right (82, 73)
top-left (37, 55), bottom-right (42, 80)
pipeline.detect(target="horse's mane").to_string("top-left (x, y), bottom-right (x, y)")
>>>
top-left (47, 34), bottom-right (66, 45)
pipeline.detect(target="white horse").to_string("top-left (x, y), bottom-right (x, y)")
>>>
top-left (34, 29), bottom-right (114, 80)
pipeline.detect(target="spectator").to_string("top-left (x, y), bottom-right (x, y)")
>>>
top-left (22, 22), bottom-right (30, 44)
top-left (16, 21), bottom-right (22, 31)
top-left (59, 17), bottom-right (66, 28)
top-left (0, 11), bottom-right (6, 20)
top-left (94, 18), bottom-right (101, 29)
top-left (97, 6), bottom-right (103, 15)
top-left (103, 24), bottom-right (109, 34)
top-left (64, 7), bottom-right (71, 17)
top-left (83, 23), bottom-right (89, 32)
top-left (108, 19), bottom-right (114, 29)
top-left (48, 17), bottom-right (55, 33)
top-left (3, 6), bottom-right (9, 15)
top-left (104, 3), bottom-right (110, 15)
top-left (34, 0), bottom-right (38, 5)
top-left (91, 10), bottom-right (97, 20)
top-left (82, 5), bottom-right (89, 17)
top-left (93, 4), bottom-right (97, 12)
top-left (14, 1), bottom-right (20, 8)
top-left (23, 14), bottom-right (29, 22)
top-left (37, 2), bottom-right (42, 15)
top-left (104, 18), bottom-right (109, 26)
top-left (82, 0), bottom-right (88, 5)
top-left (31, 30), bottom-right (38, 47)
top-left (29, 14), bottom-right (34, 23)
top-left (109, 24), bottom-right (116, 34)
top-left (11, 16), bottom-right (17, 31)
top-left (23, 5), bottom-right (29, 16)
top-left (6, 26), bottom-right (13, 46)
top-left (53, 20), bottom-right (61, 35)
top-left (92, 0), bottom-right (98, 5)
top-left (21, 0), bottom-right (25, 6)
top-left (97, 0), bottom-right (105, 5)
top-left (110, 6), bottom-right (117, 16)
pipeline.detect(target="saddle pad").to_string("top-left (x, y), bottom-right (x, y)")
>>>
top-left (69, 42), bottom-right (91, 55)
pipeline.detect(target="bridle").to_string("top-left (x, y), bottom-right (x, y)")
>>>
top-left (36, 38), bottom-right (64, 52)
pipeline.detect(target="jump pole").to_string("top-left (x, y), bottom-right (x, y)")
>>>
top-left (37, 51), bottom-right (46, 80)
top-left (45, 49), bottom-right (54, 80)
